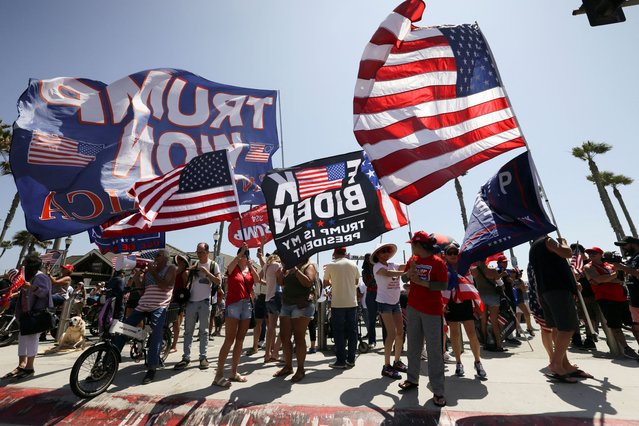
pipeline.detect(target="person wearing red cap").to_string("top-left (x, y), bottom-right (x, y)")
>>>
top-left (584, 247), bottom-right (639, 360)
top-left (47, 263), bottom-right (74, 308)
top-left (399, 231), bottom-right (448, 408)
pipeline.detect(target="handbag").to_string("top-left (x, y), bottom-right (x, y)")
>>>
top-left (19, 309), bottom-right (55, 335)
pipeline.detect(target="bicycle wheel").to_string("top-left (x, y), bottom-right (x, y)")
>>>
top-left (0, 317), bottom-right (18, 347)
top-left (160, 327), bottom-right (172, 363)
top-left (70, 343), bottom-right (119, 399)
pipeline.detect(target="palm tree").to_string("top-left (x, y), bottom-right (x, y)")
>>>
top-left (0, 120), bottom-right (20, 245)
top-left (0, 240), bottom-right (12, 258)
top-left (453, 174), bottom-right (469, 229)
top-left (11, 230), bottom-right (50, 268)
top-left (588, 171), bottom-right (638, 238)
top-left (572, 141), bottom-right (625, 240)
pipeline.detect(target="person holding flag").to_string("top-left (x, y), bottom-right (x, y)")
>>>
top-left (442, 245), bottom-right (487, 379)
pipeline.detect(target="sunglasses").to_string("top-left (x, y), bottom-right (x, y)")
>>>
top-left (446, 251), bottom-right (459, 256)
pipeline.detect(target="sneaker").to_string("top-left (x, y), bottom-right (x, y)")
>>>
top-left (307, 347), bottom-right (317, 354)
top-left (527, 328), bottom-right (535, 337)
top-left (443, 352), bottom-right (456, 364)
top-left (474, 361), bottom-right (487, 379)
top-left (581, 339), bottom-right (596, 350)
top-left (382, 365), bottom-right (401, 380)
top-left (142, 369), bottom-right (156, 384)
top-left (623, 346), bottom-right (639, 360)
top-left (346, 361), bottom-right (355, 369)
top-left (258, 341), bottom-right (266, 349)
top-left (421, 348), bottom-right (428, 360)
top-left (199, 358), bottom-right (210, 370)
top-left (174, 359), bottom-right (190, 370)
top-left (392, 360), bottom-right (407, 373)
top-left (455, 362), bottom-right (464, 377)
top-left (329, 362), bottom-right (347, 369)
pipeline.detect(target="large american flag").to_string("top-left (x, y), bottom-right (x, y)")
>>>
top-left (353, 0), bottom-right (525, 205)
top-left (295, 163), bottom-right (346, 200)
top-left (102, 150), bottom-right (240, 236)
top-left (27, 131), bottom-right (102, 167)
top-left (245, 143), bottom-right (272, 163)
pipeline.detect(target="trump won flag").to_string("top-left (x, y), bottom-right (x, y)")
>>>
top-left (354, 0), bottom-right (526, 205)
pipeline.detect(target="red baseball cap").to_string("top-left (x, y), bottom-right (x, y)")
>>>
top-left (333, 247), bottom-right (347, 256)
top-left (585, 247), bottom-right (603, 255)
top-left (61, 264), bottom-right (74, 272)
top-left (407, 231), bottom-right (432, 244)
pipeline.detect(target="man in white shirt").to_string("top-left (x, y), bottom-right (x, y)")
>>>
top-left (175, 243), bottom-right (221, 371)
top-left (324, 247), bottom-right (361, 369)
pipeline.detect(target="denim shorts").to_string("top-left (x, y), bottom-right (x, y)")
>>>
top-left (225, 299), bottom-right (252, 320)
top-left (280, 302), bottom-right (315, 319)
top-left (377, 302), bottom-right (401, 314)
top-left (266, 292), bottom-right (282, 315)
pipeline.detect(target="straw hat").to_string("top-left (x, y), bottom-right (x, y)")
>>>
top-left (370, 243), bottom-right (398, 264)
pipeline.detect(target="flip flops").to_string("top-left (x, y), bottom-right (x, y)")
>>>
top-left (211, 377), bottom-right (231, 388)
top-left (13, 368), bottom-right (34, 380)
top-left (569, 369), bottom-right (594, 379)
top-left (290, 372), bottom-right (305, 383)
top-left (2, 368), bottom-right (23, 380)
top-left (545, 373), bottom-right (578, 383)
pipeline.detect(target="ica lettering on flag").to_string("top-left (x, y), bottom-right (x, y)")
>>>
top-left (101, 150), bottom-right (239, 236)
top-left (353, 0), bottom-right (526, 205)
top-left (456, 152), bottom-right (556, 275)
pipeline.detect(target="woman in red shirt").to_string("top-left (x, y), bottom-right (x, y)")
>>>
top-left (399, 231), bottom-right (448, 408)
top-left (213, 243), bottom-right (259, 387)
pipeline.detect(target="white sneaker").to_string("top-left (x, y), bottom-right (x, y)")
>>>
top-left (443, 352), bottom-right (456, 364)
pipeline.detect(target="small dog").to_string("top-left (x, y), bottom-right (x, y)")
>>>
top-left (45, 316), bottom-right (86, 354)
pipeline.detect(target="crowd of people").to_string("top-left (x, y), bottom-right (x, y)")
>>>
top-left (1, 232), bottom-right (639, 408)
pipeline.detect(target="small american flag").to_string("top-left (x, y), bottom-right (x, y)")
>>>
top-left (295, 163), bottom-right (346, 200)
top-left (27, 131), bottom-right (102, 167)
top-left (353, 0), bottom-right (525, 204)
top-left (102, 150), bottom-right (240, 237)
top-left (571, 242), bottom-right (584, 275)
top-left (245, 143), bottom-right (272, 163)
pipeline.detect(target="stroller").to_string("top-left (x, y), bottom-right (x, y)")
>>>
top-left (322, 300), bottom-right (370, 354)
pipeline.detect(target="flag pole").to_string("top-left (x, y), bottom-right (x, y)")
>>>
top-left (478, 23), bottom-right (594, 336)
top-left (227, 150), bottom-right (246, 245)
top-left (277, 90), bottom-right (285, 168)
top-left (406, 205), bottom-right (413, 240)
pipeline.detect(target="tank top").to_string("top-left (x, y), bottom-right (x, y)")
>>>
top-left (282, 266), bottom-right (312, 306)
top-left (137, 265), bottom-right (173, 312)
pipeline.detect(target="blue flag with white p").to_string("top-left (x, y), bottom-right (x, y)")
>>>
top-left (457, 152), bottom-right (556, 275)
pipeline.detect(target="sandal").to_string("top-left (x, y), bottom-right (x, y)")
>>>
top-left (433, 394), bottom-right (447, 407)
top-left (230, 373), bottom-right (247, 383)
top-left (273, 368), bottom-right (293, 378)
top-left (398, 380), bottom-right (419, 391)
top-left (2, 367), bottom-right (24, 380)
top-left (245, 348), bottom-right (257, 356)
top-left (13, 368), bottom-right (34, 380)
top-left (568, 369), bottom-right (594, 379)
top-left (291, 371), bottom-right (305, 383)
top-left (211, 377), bottom-right (231, 388)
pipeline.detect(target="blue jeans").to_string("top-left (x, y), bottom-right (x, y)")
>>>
top-left (114, 307), bottom-right (167, 369)
top-left (183, 299), bottom-right (211, 361)
top-left (331, 307), bottom-right (358, 364)
top-left (365, 292), bottom-right (378, 344)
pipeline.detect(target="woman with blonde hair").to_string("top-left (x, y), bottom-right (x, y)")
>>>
top-left (258, 244), bottom-right (284, 363)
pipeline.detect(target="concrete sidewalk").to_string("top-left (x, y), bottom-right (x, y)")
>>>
top-left (0, 327), bottom-right (638, 425)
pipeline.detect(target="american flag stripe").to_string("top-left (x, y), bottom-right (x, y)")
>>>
top-left (27, 131), bottom-right (97, 167)
top-left (353, 0), bottom-right (525, 205)
top-left (132, 166), bottom-right (185, 223)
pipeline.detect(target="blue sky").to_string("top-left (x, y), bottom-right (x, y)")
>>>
top-left (1, 1), bottom-right (637, 272)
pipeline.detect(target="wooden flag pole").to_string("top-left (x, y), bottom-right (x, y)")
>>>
top-left (479, 23), bottom-right (595, 336)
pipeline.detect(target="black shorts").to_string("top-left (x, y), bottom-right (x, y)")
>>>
top-left (597, 299), bottom-right (633, 329)
top-left (254, 295), bottom-right (267, 320)
top-left (540, 290), bottom-right (578, 332)
top-left (445, 300), bottom-right (474, 322)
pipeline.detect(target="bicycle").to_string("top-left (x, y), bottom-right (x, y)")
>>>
top-left (69, 296), bottom-right (177, 399)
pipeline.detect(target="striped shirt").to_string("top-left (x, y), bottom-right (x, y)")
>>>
top-left (136, 265), bottom-right (174, 312)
